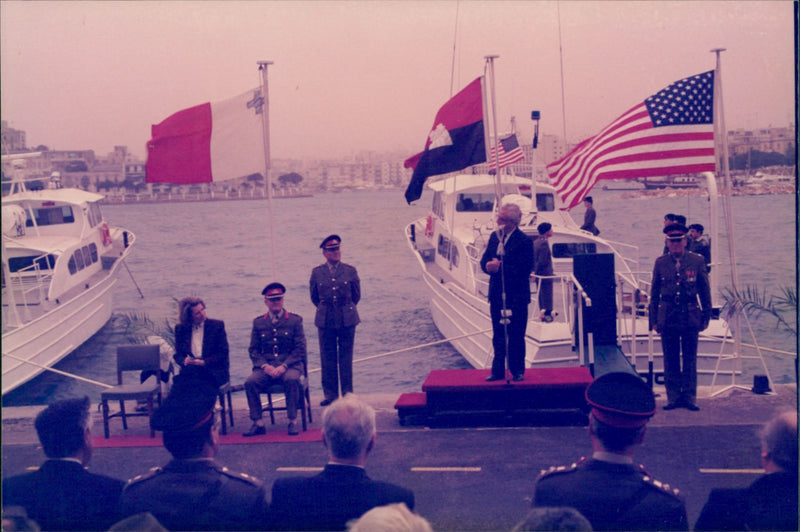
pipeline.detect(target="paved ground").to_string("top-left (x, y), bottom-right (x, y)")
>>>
top-left (3, 384), bottom-right (797, 531)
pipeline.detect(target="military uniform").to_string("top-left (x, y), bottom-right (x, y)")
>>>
top-left (649, 226), bottom-right (711, 407)
top-left (122, 459), bottom-right (269, 531)
top-left (245, 309), bottom-right (306, 422)
top-left (310, 235), bottom-right (361, 403)
top-left (533, 458), bottom-right (688, 531)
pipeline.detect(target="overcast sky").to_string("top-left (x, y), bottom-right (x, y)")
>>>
top-left (1, 1), bottom-right (796, 161)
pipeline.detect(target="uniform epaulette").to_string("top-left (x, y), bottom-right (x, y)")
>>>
top-left (638, 465), bottom-right (682, 498)
top-left (219, 466), bottom-right (263, 487)
top-left (126, 466), bottom-right (162, 486)
top-left (538, 457), bottom-right (587, 479)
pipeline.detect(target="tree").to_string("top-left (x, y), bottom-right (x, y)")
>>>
top-left (721, 284), bottom-right (797, 335)
top-left (278, 172), bottom-right (304, 188)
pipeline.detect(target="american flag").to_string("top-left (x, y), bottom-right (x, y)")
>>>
top-left (547, 70), bottom-right (716, 209)
top-left (489, 133), bottom-right (525, 171)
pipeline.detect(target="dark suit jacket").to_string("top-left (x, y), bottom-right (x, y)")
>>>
top-left (479, 228), bottom-right (534, 307)
top-left (695, 471), bottom-right (798, 531)
top-left (2, 459), bottom-right (125, 531)
top-left (270, 463), bottom-right (415, 531)
top-left (174, 318), bottom-right (230, 386)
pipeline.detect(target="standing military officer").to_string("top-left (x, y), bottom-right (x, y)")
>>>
top-left (310, 235), bottom-right (361, 406)
top-left (650, 223), bottom-right (711, 411)
top-left (121, 371), bottom-right (269, 530)
top-left (244, 282), bottom-right (307, 436)
top-left (532, 372), bottom-right (688, 531)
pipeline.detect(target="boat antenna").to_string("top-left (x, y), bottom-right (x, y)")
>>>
top-left (449, 0), bottom-right (460, 97)
top-left (257, 60), bottom-right (277, 278)
top-left (556, 2), bottom-right (568, 143)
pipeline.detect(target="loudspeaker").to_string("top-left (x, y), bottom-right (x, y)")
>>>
top-left (573, 253), bottom-right (617, 346)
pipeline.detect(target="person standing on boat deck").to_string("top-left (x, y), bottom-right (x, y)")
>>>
top-left (687, 223), bottom-right (711, 271)
top-left (579, 196), bottom-right (600, 236)
top-left (531, 372), bottom-right (689, 531)
top-left (534, 222), bottom-right (555, 323)
top-left (2, 397), bottom-right (125, 531)
top-left (244, 282), bottom-right (306, 436)
top-left (310, 235), bottom-right (361, 406)
top-left (695, 410), bottom-right (798, 531)
top-left (480, 203), bottom-right (535, 382)
top-left (173, 296), bottom-right (230, 388)
top-left (649, 224), bottom-right (711, 411)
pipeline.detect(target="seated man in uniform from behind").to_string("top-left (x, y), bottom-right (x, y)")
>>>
top-left (121, 371), bottom-right (269, 531)
top-left (2, 397), bottom-right (125, 531)
top-left (531, 372), bottom-right (688, 531)
top-left (695, 410), bottom-right (798, 531)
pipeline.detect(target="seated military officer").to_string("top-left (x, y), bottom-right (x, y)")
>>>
top-left (244, 282), bottom-right (307, 436)
top-left (532, 372), bottom-right (689, 531)
top-left (121, 371), bottom-right (269, 530)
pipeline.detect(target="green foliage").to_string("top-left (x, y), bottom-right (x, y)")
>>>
top-left (720, 284), bottom-right (797, 334)
top-left (118, 311), bottom-right (176, 348)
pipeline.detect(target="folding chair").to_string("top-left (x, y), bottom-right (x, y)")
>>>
top-left (100, 345), bottom-right (163, 438)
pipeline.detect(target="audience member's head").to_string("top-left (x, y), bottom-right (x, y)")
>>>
top-left (1, 506), bottom-right (41, 531)
top-left (585, 372), bottom-right (655, 454)
top-left (34, 396), bottom-right (92, 463)
top-left (347, 503), bottom-right (432, 532)
top-left (513, 507), bottom-right (593, 531)
top-left (108, 512), bottom-right (168, 532)
top-left (537, 222), bottom-right (553, 235)
top-left (322, 394), bottom-right (376, 463)
top-left (177, 296), bottom-right (206, 327)
top-left (499, 203), bottom-right (523, 226)
top-left (759, 410), bottom-right (797, 473)
top-left (688, 223), bottom-right (704, 236)
top-left (151, 371), bottom-right (219, 460)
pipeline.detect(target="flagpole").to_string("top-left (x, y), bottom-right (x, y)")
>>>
top-left (258, 61), bottom-right (277, 278)
top-left (484, 55), bottom-right (502, 202)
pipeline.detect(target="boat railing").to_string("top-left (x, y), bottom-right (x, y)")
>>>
top-left (3, 253), bottom-right (55, 322)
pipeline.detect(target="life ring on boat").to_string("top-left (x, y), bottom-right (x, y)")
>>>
top-left (424, 215), bottom-right (434, 237)
top-left (100, 222), bottom-right (112, 246)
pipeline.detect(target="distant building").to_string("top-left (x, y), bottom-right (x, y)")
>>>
top-left (1, 121), bottom-right (27, 152)
top-left (728, 126), bottom-right (796, 156)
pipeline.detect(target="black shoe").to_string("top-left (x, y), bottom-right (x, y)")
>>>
top-left (243, 424), bottom-right (266, 437)
top-left (320, 399), bottom-right (334, 407)
top-left (662, 403), bottom-right (679, 411)
top-left (287, 421), bottom-right (299, 435)
top-left (512, 374), bottom-right (524, 382)
top-left (485, 375), bottom-right (502, 382)
top-left (684, 402), bottom-right (700, 411)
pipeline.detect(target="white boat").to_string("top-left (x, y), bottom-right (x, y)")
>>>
top-left (404, 171), bottom-right (738, 384)
top-left (2, 158), bottom-right (136, 395)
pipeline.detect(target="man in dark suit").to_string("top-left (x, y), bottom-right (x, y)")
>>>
top-left (695, 410), bottom-right (798, 531)
top-left (270, 394), bottom-right (415, 531)
top-left (173, 296), bottom-right (230, 387)
top-left (310, 234), bottom-right (361, 406)
top-left (532, 372), bottom-right (688, 531)
top-left (122, 370), bottom-right (269, 530)
top-left (2, 397), bottom-right (125, 531)
top-left (480, 203), bottom-right (534, 381)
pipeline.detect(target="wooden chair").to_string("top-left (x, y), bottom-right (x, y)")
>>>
top-left (217, 382), bottom-right (239, 435)
top-left (100, 345), bottom-right (163, 438)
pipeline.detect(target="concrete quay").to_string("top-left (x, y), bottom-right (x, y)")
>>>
top-left (2, 384), bottom-right (797, 531)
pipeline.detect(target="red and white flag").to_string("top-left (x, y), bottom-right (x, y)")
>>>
top-left (146, 89), bottom-right (265, 184)
top-left (547, 71), bottom-right (716, 209)
top-left (488, 133), bottom-right (525, 171)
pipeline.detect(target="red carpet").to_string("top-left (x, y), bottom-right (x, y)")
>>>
top-left (93, 429), bottom-right (322, 448)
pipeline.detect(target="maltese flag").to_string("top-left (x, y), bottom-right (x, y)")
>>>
top-left (146, 89), bottom-right (265, 184)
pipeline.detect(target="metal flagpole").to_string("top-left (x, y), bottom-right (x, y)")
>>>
top-left (709, 48), bottom-right (769, 395)
top-left (258, 61), bottom-right (277, 278)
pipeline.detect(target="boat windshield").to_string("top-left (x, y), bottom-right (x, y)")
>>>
top-left (535, 193), bottom-right (555, 212)
top-left (26, 205), bottom-right (75, 227)
top-left (456, 194), bottom-right (494, 212)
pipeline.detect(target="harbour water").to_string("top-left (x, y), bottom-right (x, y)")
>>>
top-left (3, 188), bottom-right (796, 406)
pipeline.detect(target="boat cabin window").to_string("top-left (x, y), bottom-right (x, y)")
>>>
top-left (437, 235), bottom-right (460, 267)
top-left (432, 192), bottom-right (444, 220)
top-left (67, 243), bottom-right (99, 275)
top-left (8, 254), bottom-right (56, 273)
top-left (87, 202), bottom-right (102, 228)
top-left (26, 205), bottom-right (75, 227)
top-left (456, 194), bottom-right (494, 212)
top-left (552, 242), bottom-right (597, 258)
top-left (535, 193), bottom-right (555, 212)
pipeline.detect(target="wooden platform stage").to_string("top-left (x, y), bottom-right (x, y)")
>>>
top-left (395, 367), bottom-right (594, 426)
